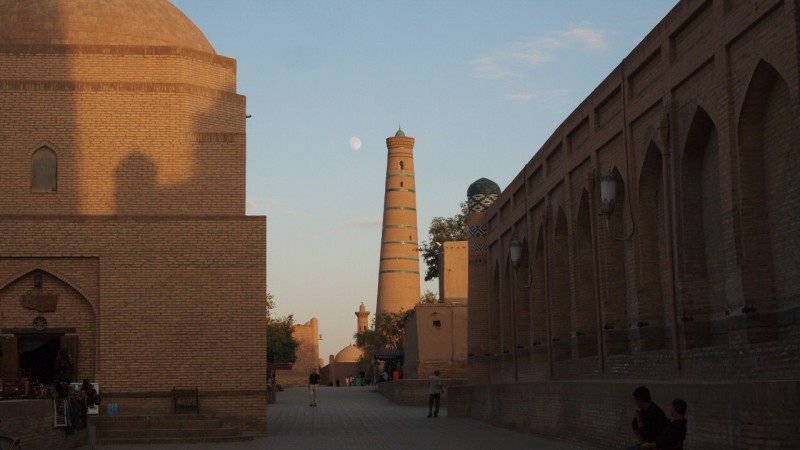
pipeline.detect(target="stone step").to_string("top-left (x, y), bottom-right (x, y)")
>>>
top-left (91, 414), bottom-right (253, 445)
top-left (96, 435), bottom-right (254, 446)
top-left (93, 416), bottom-right (222, 430)
top-left (97, 425), bottom-right (241, 439)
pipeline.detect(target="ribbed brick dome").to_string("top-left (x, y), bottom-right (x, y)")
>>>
top-left (0, 0), bottom-right (215, 53)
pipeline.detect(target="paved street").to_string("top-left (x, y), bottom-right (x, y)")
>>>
top-left (83, 386), bottom-right (586, 449)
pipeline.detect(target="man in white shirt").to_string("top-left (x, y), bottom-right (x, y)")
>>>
top-left (427, 370), bottom-right (443, 418)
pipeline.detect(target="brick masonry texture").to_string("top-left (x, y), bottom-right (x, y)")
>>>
top-left (462, 0), bottom-right (800, 448)
top-left (0, 1), bottom-right (267, 435)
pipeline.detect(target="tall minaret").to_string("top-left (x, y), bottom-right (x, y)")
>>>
top-left (376, 127), bottom-right (421, 314)
top-left (356, 302), bottom-right (370, 333)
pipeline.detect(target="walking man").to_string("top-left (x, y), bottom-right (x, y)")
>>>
top-left (427, 370), bottom-right (443, 418)
top-left (308, 368), bottom-right (320, 407)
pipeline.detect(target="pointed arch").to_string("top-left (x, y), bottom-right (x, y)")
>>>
top-left (490, 260), bottom-right (501, 369)
top-left (531, 226), bottom-right (548, 365)
top-left (0, 267), bottom-right (95, 310)
top-left (574, 190), bottom-right (598, 357)
top-left (550, 207), bottom-right (571, 361)
top-left (0, 269), bottom-right (97, 381)
top-left (737, 60), bottom-right (797, 342)
top-left (680, 107), bottom-right (722, 348)
top-left (31, 146), bottom-right (58, 192)
top-left (599, 166), bottom-right (629, 355)
top-left (502, 251), bottom-right (514, 377)
top-left (635, 142), bottom-right (667, 351)
top-left (515, 237), bottom-right (531, 350)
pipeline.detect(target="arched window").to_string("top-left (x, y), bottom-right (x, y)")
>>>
top-left (32, 147), bottom-right (57, 192)
top-left (399, 161), bottom-right (405, 171)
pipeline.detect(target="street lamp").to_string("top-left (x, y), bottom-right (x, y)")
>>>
top-left (508, 237), bottom-right (532, 383)
top-left (509, 237), bottom-right (532, 288)
top-left (509, 238), bottom-right (523, 269)
top-left (600, 168), bottom-right (633, 241)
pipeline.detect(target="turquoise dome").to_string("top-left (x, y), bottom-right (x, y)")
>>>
top-left (467, 178), bottom-right (501, 213)
top-left (467, 178), bottom-right (501, 197)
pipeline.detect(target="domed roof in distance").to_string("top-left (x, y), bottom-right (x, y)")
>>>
top-left (0, 0), bottom-right (215, 53)
top-left (467, 178), bottom-right (501, 197)
top-left (334, 345), bottom-right (364, 363)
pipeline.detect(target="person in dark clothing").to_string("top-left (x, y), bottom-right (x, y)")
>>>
top-left (629, 386), bottom-right (669, 449)
top-left (641, 399), bottom-right (688, 450)
top-left (307, 368), bottom-right (320, 407)
top-left (78, 379), bottom-right (100, 428)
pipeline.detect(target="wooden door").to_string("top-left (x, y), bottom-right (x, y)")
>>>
top-left (0, 335), bottom-right (19, 377)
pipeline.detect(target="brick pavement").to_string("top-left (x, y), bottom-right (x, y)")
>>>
top-left (80, 386), bottom-right (587, 449)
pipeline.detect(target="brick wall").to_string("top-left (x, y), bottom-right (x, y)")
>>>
top-left (464, 0), bottom-right (800, 446)
top-left (404, 303), bottom-right (468, 379)
top-left (378, 378), bottom-right (467, 407)
top-left (0, 47), bottom-right (245, 217)
top-left (0, 216), bottom-right (267, 431)
top-left (278, 318), bottom-right (320, 387)
top-left (449, 380), bottom-right (800, 449)
top-left (0, 399), bottom-right (84, 450)
top-left (1, 6), bottom-right (267, 432)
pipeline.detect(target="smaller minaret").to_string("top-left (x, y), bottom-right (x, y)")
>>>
top-left (466, 178), bottom-right (501, 385)
top-left (356, 302), bottom-right (370, 333)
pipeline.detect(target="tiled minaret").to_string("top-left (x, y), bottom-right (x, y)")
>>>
top-left (466, 178), bottom-right (501, 384)
top-left (376, 127), bottom-right (421, 314)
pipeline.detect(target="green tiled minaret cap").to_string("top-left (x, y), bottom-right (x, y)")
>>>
top-left (395, 126), bottom-right (405, 137)
top-left (467, 178), bottom-right (501, 213)
top-left (467, 178), bottom-right (501, 197)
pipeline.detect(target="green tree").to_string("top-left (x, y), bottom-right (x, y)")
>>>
top-left (265, 291), bottom-right (275, 319)
top-left (354, 310), bottom-right (410, 374)
top-left (419, 202), bottom-right (468, 281)
top-left (265, 292), bottom-right (299, 364)
top-left (420, 290), bottom-right (438, 303)
top-left (267, 314), bottom-right (299, 364)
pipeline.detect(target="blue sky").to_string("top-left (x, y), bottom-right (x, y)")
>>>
top-left (171, 0), bottom-right (678, 359)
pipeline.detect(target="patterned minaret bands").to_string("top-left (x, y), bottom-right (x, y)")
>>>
top-left (356, 302), bottom-right (370, 333)
top-left (466, 178), bottom-right (501, 385)
top-left (376, 127), bottom-right (421, 314)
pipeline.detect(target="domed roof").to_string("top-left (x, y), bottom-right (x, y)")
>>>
top-left (467, 178), bottom-right (501, 197)
top-left (0, 0), bottom-right (215, 53)
top-left (334, 345), bottom-right (364, 364)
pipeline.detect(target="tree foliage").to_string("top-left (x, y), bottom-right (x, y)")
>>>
top-left (354, 310), bottom-right (410, 373)
top-left (267, 314), bottom-right (299, 364)
top-left (266, 292), bottom-right (300, 364)
top-left (419, 202), bottom-right (468, 281)
top-left (265, 291), bottom-right (275, 319)
top-left (420, 290), bottom-right (438, 304)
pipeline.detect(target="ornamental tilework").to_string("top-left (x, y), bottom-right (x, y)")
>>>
top-left (468, 225), bottom-right (487, 238)
top-left (470, 243), bottom-right (488, 252)
top-left (468, 193), bottom-right (498, 213)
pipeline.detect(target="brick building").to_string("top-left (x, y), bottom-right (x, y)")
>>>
top-left (0, 0), bottom-right (267, 432)
top-left (275, 317), bottom-right (320, 388)
top-left (404, 242), bottom-right (469, 380)
top-left (451, 0), bottom-right (799, 448)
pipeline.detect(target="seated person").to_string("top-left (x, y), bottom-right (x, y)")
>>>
top-left (631, 386), bottom-right (669, 446)
top-left (640, 399), bottom-right (688, 450)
